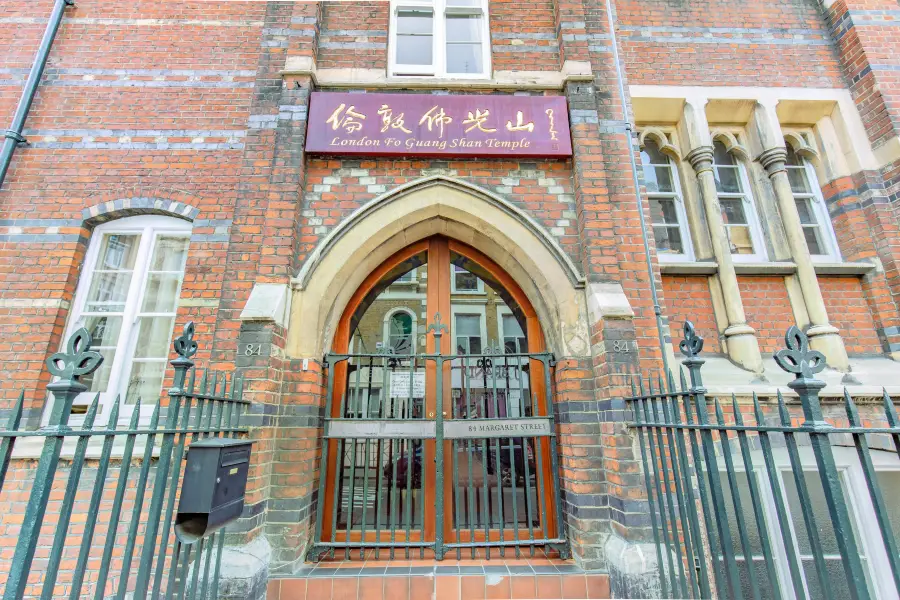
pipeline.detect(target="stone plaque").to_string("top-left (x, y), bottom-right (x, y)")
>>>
top-left (444, 418), bottom-right (552, 439)
top-left (327, 419), bottom-right (436, 439)
top-left (390, 371), bottom-right (426, 399)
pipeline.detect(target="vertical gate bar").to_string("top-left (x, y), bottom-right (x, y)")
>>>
top-left (641, 379), bottom-right (677, 598)
top-left (884, 390), bottom-right (900, 459)
top-left (93, 398), bottom-right (144, 600)
top-left (345, 358), bottom-right (363, 556)
top-left (134, 344), bottom-right (194, 599)
top-left (505, 352), bottom-right (519, 555)
top-left (657, 377), bottom-right (690, 598)
top-left (152, 371), bottom-right (197, 600)
top-left (776, 329), bottom-right (870, 600)
top-left (679, 371), bottom-right (725, 600)
top-left (389, 384), bottom-right (401, 559)
top-left (360, 356), bottom-right (374, 556)
top-left (480, 355), bottom-right (491, 558)
top-left (4, 331), bottom-right (102, 600)
top-left (188, 537), bottom-right (205, 600)
top-left (70, 399), bottom-right (122, 600)
top-left (465, 354), bottom-right (477, 559)
top-left (313, 357), bottom-right (337, 552)
top-left (200, 532), bottom-right (215, 600)
top-left (117, 402), bottom-right (163, 599)
top-left (713, 398), bottom-right (761, 600)
top-left (845, 391), bottom-right (900, 592)
top-left (212, 381), bottom-right (241, 596)
top-left (404, 355), bottom-right (416, 557)
top-left (434, 353), bottom-right (446, 560)
top-left (334, 371), bottom-right (347, 559)
top-left (630, 379), bottom-right (668, 598)
top-left (175, 540), bottom-right (193, 600)
top-left (41, 395), bottom-right (101, 600)
top-left (777, 391), bottom-right (834, 600)
top-left (684, 358), bottom-right (744, 600)
top-left (490, 352), bottom-right (504, 556)
top-left (730, 394), bottom-right (783, 600)
top-left (453, 434), bottom-right (461, 559)
top-left (520, 363), bottom-right (534, 556)
top-left (419, 420), bottom-right (426, 559)
top-left (751, 393), bottom-right (807, 600)
top-left (0, 391), bottom-right (24, 494)
top-left (532, 358), bottom-right (548, 552)
top-left (660, 376), bottom-right (700, 599)
top-left (375, 355), bottom-right (389, 559)
top-left (168, 541), bottom-right (182, 600)
top-left (543, 356), bottom-right (566, 557)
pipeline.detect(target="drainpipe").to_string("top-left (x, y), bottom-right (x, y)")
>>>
top-left (0, 0), bottom-right (73, 189)
top-left (602, 0), bottom-right (669, 372)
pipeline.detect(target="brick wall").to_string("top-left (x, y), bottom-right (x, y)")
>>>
top-left (661, 276), bottom-right (721, 353)
top-left (819, 276), bottom-right (883, 354)
top-left (738, 276), bottom-right (796, 354)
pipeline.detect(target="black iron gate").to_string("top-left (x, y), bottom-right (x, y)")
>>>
top-left (628, 322), bottom-right (900, 599)
top-left (0, 322), bottom-right (248, 600)
top-left (310, 313), bottom-right (567, 561)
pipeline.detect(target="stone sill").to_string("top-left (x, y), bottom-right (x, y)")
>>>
top-left (661, 261), bottom-right (875, 277)
top-left (281, 57), bottom-right (593, 91)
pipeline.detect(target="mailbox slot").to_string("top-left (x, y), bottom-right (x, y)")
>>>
top-left (174, 437), bottom-right (253, 544)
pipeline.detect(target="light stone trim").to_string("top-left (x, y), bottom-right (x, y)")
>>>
top-left (282, 57), bottom-right (592, 90)
top-left (0, 298), bottom-right (70, 310)
top-left (294, 176), bottom-right (584, 291)
top-left (286, 177), bottom-right (590, 359)
top-left (240, 284), bottom-right (292, 329)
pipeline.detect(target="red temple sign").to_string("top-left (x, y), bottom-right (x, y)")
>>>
top-left (305, 92), bottom-right (572, 158)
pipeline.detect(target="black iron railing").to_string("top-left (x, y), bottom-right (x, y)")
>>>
top-left (310, 313), bottom-right (567, 561)
top-left (0, 322), bottom-right (248, 600)
top-left (628, 322), bottom-right (900, 599)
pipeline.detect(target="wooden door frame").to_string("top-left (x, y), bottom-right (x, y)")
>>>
top-left (321, 235), bottom-right (557, 544)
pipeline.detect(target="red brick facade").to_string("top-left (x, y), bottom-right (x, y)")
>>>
top-left (1, 0), bottom-right (899, 597)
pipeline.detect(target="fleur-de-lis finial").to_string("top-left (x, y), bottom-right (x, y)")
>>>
top-left (173, 321), bottom-right (198, 360)
top-left (427, 313), bottom-right (448, 337)
top-left (774, 325), bottom-right (827, 380)
top-left (679, 321), bottom-right (704, 359)
top-left (47, 327), bottom-right (104, 380)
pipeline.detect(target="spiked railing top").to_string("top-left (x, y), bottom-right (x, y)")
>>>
top-left (46, 327), bottom-right (104, 381)
top-left (172, 321), bottom-right (198, 361)
top-left (427, 312), bottom-right (448, 337)
top-left (679, 321), bottom-right (704, 359)
top-left (773, 326), bottom-right (826, 381)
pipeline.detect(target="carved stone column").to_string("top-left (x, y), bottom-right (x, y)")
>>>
top-left (758, 146), bottom-right (851, 371)
top-left (685, 144), bottom-right (764, 373)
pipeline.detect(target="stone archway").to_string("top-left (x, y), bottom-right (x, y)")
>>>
top-left (286, 176), bottom-right (590, 360)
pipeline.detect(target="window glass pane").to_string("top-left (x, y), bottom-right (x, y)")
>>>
top-left (397, 9), bottom-right (433, 34)
top-left (502, 314), bottom-right (524, 338)
top-left (446, 0), bottom-right (481, 6)
top-left (642, 162), bottom-right (659, 193)
top-left (454, 265), bottom-right (479, 291)
top-left (80, 316), bottom-right (122, 393)
top-left (715, 166), bottom-right (741, 194)
top-left (654, 226), bottom-right (684, 254)
top-left (803, 227), bottom-right (824, 255)
top-left (874, 470), bottom-right (900, 561)
top-left (641, 140), bottom-right (668, 165)
top-left (650, 198), bottom-right (679, 225)
top-left (446, 42), bottom-right (482, 74)
top-left (397, 35), bottom-right (433, 66)
top-left (132, 316), bottom-right (176, 359)
top-left (713, 141), bottom-right (734, 165)
top-left (85, 234), bottom-right (140, 313)
top-left (446, 13), bottom-right (481, 42)
top-left (125, 361), bottom-right (166, 405)
top-left (785, 144), bottom-right (803, 167)
top-left (720, 199), bottom-right (749, 225)
top-left (781, 470), bottom-right (875, 600)
top-left (149, 235), bottom-right (189, 271)
top-left (456, 314), bottom-right (481, 336)
top-left (795, 198), bottom-right (816, 225)
top-left (141, 273), bottom-right (183, 313)
top-left (654, 166), bottom-right (674, 193)
top-left (726, 225), bottom-right (755, 255)
top-left (787, 166), bottom-right (811, 194)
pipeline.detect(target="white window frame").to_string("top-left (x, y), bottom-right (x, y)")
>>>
top-left (640, 140), bottom-right (695, 263)
top-left (54, 215), bottom-right (191, 425)
top-left (383, 307), bottom-right (418, 355)
top-left (716, 446), bottom-right (899, 600)
top-left (450, 263), bottom-right (485, 294)
top-left (787, 156), bottom-right (842, 263)
top-left (389, 0), bottom-right (491, 79)
top-left (496, 306), bottom-right (527, 354)
top-left (713, 144), bottom-right (768, 262)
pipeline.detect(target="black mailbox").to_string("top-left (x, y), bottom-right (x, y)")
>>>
top-left (174, 437), bottom-right (252, 544)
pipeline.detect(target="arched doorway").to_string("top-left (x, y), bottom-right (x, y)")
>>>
top-left (312, 235), bottom-right (565, 560)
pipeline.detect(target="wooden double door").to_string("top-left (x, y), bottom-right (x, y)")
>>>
top-left (319, 236), bottom-right (559, 554)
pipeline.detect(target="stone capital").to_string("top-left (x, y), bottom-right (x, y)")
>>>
top-left (757, 146), bottom-right (788, 177)
top-left (685, 146), bottom-right (715, 175)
